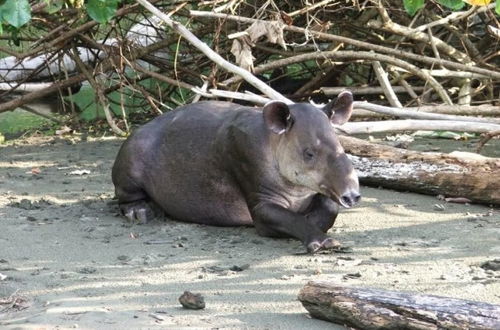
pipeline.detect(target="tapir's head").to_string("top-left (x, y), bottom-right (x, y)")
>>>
top-left (263, 91), bottom-right (360, 208)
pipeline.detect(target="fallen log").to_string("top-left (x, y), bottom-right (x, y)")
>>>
top-left (339, 136), bottom-right (500, 206)
top-left (298, 282), bottom-right (500, 329)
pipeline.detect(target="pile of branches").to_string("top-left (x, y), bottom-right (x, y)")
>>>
top-left (0, 0), bottom-right (499, 138)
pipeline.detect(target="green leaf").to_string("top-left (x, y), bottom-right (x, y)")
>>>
top-left (496, 0), bottom-right (500, 15)
top-left (0, 0), bottom-right (31, 28)
top-left (86, 0), bottom-right (119, 24)
top-left (437, 0), bottom-right (465, 10)
top-left (403, 0), bottom-right (425, 16)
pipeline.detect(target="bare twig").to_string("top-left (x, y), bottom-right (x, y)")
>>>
top-left (476, 130), bottom-right (500, 153)
top-left (352, 102), bottom-right (500, 124)
top-left (69, 48), bottom-right (126, 136)
top-left (222, 50), bottom-right (453, 104)
top-left (189, 10), bottom-right (500, 80)
top-left (137, 0), bottom-right (292, 104)
top-left (372, 61), bottom-right (402, 107)
top-left (338, 120), bottom-right (500, 135)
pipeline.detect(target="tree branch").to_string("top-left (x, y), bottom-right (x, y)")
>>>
top-left (338, 120), bottom-right (500, 135)
top-left (189, 10), bottom-right (500, 80)
top-left (136, 0), bottom-right (292, 104)
top-left (222, 50), bottom-right (453, 104)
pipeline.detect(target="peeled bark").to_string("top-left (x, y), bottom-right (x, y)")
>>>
top-left (340, 136), bottom-right (500, 206)
top-left (298, 282), bottom-right (500, 329)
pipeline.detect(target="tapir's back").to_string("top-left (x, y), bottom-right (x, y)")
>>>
top-left (112, 101), bottom-right (255, 226)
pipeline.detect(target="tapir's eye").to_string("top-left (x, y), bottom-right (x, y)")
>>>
top-left (303, 148), bottom-right (316, 162)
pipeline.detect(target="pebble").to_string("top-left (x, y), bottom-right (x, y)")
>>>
top-left (77, 266), bottom-right (97, 274)
top-left (343, 272), bottom-right (362, 280)
top-left (178, 291), bottom-right (205, 310)
top-left (230, 264), bottom-right (249, 272)
top-left (480, 259), bottom-right (500, 271)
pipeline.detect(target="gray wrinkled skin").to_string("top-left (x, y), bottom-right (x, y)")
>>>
top-left (112, 93), bottom-right (360, 253)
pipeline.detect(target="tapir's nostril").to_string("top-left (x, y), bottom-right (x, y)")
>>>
top-left (353, 193), bottom-right (361, 203)
top-left (341, 192), bottom-right (361, 207)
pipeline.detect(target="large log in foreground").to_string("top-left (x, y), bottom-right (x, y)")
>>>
top-left (339, 136), bottom-right (500, 206)
top-left (298, 282), bottom-right (500, 329)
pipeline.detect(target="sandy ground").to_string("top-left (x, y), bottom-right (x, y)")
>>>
top-left (0, 136), bottom-right (499, 329)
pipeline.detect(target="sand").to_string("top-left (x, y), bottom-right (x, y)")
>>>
top-left (0, 136), bottom-right (499, 329)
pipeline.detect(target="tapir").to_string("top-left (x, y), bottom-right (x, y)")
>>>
top-left (112, 91), bottom-right (360, 253)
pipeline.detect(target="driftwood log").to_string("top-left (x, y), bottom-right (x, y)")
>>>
top-left (340, 136), bottom-right (500, 206)
top-left (298, 282), bottom-right (500, 329)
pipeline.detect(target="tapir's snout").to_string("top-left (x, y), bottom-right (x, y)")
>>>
top-left (340, 191), bottom-right (361, 208)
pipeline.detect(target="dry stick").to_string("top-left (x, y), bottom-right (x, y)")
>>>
top-left (422, 69), bottom-right (489, 79)
top-left (476, 130), bottom-right (500, 153)
top-left (17, 1), bottom-right (157, 60)
top-left (0, 38), bottom-right (173, 114)
top-left (136, 0), bottom-right (292, 104)
top-left (287, 0), bottom-right (337, 17)
top-left (222, 50), bottom-right (453, 104)
top-left (405, 104), bottom-right (500, 116)
top-left (351, 101), bottom-right (500, 124)
top-left (372, 6), bottom-right (472, 64)
top-left (387, 70), bottom-right (421, 104)
top-left (372, 61), bottom-right (402, 108)
top-left (189, 10), bottom-right (500, 80)
top-left (321, 86), bottom-right (426, 95)
top-left (338, 120), bottom-right (500, 135)
top-left (130, 62), bottom-right (195, 90)
top-left (69, 48), bottom-right (126, 136)
top-left (20, 105), bottom-right (63, 124)
top-left (414, 5), bottom-right (487, 32)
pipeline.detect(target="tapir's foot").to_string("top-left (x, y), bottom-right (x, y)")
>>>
top-left (119, 200), bottom-right (154, 224)
top-left (306, 237), bottom-right (341, 254)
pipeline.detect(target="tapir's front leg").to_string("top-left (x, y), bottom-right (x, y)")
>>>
top-left (251, 202), bottom-right (338, 253)
top-left (303, 194), bottom-right (339, 233)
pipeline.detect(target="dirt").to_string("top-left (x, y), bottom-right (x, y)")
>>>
top-left (0, 136), bottom-right (499, 329)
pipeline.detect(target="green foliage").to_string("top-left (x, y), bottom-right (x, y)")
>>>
top-left (437, 0), bottom-right (465, 10)
top-left (497, 0), bottom-right (500, 15)
top-left (0, 110), bottom-right (51, 134)
top-left (68, 80), bottom-right (161, 121)
top-left (86, 0), bottom-right (119, 24)
top-left (44, 0), bottom-right (65, 14)
top-left (403, 0), bottom-right (425, 16)
top-left (0, 0), bottom-right (31, 34)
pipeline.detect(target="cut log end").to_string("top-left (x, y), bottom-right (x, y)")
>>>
top-left (298, 282), bottom-right (500, 330)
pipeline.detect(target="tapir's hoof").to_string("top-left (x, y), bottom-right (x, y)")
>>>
top-left (307, 242), bottom-right (322, 254)
top-left (322, 237), bottom-right (341, 249)
top-left (119, 201), bottom-right (154, 224)
top-left (307, 237), bottom-right (341, 254)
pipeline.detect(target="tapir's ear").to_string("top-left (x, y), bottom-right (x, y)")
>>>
top-left (323, 91), bottom-right (354, 125)
top-left (263, 101), bottom-right (292, 134)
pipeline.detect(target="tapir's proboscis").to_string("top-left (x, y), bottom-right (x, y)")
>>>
top-left (112, 91), bottom-right (360, 253)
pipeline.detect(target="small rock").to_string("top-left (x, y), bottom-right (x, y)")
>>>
top-left (117, 255), bottom-right (130, 262)
top-left (480, 259), bottom-right (500, 271)
top-left (178, 291), bottom-right (205, 310)
top-left (0, 273), bottom-right (7, 281)
top-left (26, 216), bottom-right (37, 222)
top-left (229, 264), bottom-right (249, 272)
top-left (343, 272), bottom-right (362, 280)
top-left (77, 266), bottom-right (97, 274)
